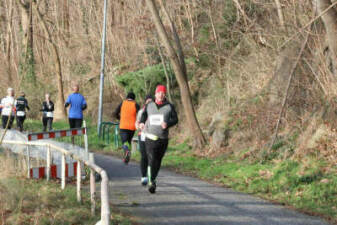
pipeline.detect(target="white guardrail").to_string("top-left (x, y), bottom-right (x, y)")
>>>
top-left (0, 138), bottom-right (110, 225)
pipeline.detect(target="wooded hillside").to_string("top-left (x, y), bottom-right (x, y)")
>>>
top-left (1, 0), bottom-right (337, 165)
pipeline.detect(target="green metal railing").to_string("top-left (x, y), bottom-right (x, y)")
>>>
top-left (99, 122), bottom-right (120, 148)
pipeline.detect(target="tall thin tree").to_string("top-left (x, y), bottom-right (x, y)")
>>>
top-left (145, 0), bottom-right (206, 148)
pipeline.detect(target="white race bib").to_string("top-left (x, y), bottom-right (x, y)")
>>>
top-left (17, 111), bottom-right (25, 116)
top-left (140, 132), bottom-right (146, 141)
top-left (149, 114), bottom-right (163, 126)
top-left (46, 112), bottom-right (54, 118)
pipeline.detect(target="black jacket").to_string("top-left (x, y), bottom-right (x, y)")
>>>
top-left (16, 96), bottom-right (30, 112)
top-left (41, 101), bottom-right (54, 112)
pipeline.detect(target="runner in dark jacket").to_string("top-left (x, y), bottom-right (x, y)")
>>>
top-left (15, 92), bottom-right (30, 132)
top-left (135, 94), bottom-right (153, 185)
top-left (139, 85), bottom-right (178, 193)
top-left (41, 93), bottom-right (54, 132)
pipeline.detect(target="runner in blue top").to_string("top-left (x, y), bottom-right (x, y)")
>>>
top-left (65, 84), bottom-right (87, 128)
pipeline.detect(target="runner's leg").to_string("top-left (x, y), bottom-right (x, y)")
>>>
top-left (2, 116), bottom-right (8, 129)
top-left (145, 138), bottom-right (156, 182)
top-left (151, 139), bottom-right (168, 181)
top-left (139, 136), bottom-right (148, 177)
top-left (42, 117), bottom-right (48, 132)
top-left (48, 118), bottom-right (53, 131)
top-left (8, 116), bottom-right (14, 129)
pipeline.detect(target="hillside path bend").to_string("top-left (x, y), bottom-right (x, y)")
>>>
top-left (94, 153), bottom-right (330, 225)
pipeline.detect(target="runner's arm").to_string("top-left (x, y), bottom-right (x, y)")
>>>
top-left (167, 104), bottom-right (178, 128)
top-left (50, 101), bottom-right (54, 111)
top-left (25, 99), bottom-right (30, 111)
top-left (65, 95), bottom-right (71, 108)
top-left (114, 102), bottom-right (122, 120)
top-left (82, 96), bottom-right (87, 110)
top-left (139, 104), bottom-right (148, 124)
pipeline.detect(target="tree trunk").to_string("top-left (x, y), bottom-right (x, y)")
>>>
top-left (317, 0), bottom-right (337, 75)
top-left (155, 36), bottom-right (173, 102)
top-left (145, 0), bottom-right (206, 148)
top-left (34, 1), bottom-right (67, 120)
top-left (17, 0), bottom-right (33, 60)
top-left (63, 0), bottom-right (70, 44)
top-left (159, 0), bottom-right (187, 78)
top-left (274, 0), bottom-right (285, 30)
top-left (5, 0), bottom-right (14, 85)
top-left (17, 0), bottom-right (35, 84)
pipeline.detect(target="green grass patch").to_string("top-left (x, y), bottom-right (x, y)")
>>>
top-left (162, 144), bottom-right (337, 223)
top-left (0, 177), bottom-right (100, 225)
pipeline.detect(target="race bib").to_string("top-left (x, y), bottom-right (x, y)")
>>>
top-left (17, 111), bottom-right (25, 116)
top-left (140, 132), bottom-right (146, 141)
top-left (46, 112), bottom-right (54, 118)
top-left (149, 114), bottom-right (163, 126)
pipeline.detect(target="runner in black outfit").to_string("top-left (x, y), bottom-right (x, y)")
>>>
top-left (41, 93), bottom-right (54, 132)
top-left (135, 95), bottom-right (153, 185)
top-left (15, 92), bottom-right (30, 132)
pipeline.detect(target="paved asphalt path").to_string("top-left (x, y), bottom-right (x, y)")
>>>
top-left (94, 154), bottom-right (330, 225)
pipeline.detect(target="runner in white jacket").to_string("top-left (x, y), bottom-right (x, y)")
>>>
top-left (0, 88), bottom-right (16, 129)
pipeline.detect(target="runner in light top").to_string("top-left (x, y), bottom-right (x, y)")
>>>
top-left (0, 88), bottom-right (16, 129)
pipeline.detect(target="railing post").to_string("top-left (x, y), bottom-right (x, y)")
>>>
top-left (101, 124), bottom-right (105, 141)
top-left (61, 153), bottom-right (66, 189)
top-left (46, 145), bottom-right (51, 181)
top-left (100, 170), bottom-right (110, 225)
top-left (26, 146), bottom-right (30, 178)
top-left (106, 125), bottom-right (111, 144)
top-left (114, 124), bottom-right (119, 148)
top-left (83, 121), bottom-right (89, 156)
top-left (77, 160), bottom-right (82, 203)
top-left (89, 153), bottom-right (96, 216)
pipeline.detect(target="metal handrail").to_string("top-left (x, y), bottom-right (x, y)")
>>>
top-left (1, 140), bottom-right (110, 225)
top-left (99, 122), bottom-right (119, 147)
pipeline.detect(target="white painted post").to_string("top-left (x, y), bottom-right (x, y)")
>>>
top-left (26, 146), bottom-right (30, 178)
top-left (46, 145), bottom-right (51, 181)
top-left (131, 138), bottom-right (137, 153)
top-left (89, 153), bottom-right (96, 215)
top-left (61, 153), bottom-right (66, 189)
top-left (100, 171), bottom-right (110, 225)
top-left (82, 121), bottom-right (89, 179)
top-left (77, 160), bottom-right (82, 203)
top-left (84, 120), bottom-right (89, 156)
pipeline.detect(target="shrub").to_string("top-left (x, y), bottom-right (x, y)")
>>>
top-left (116, 64), bottom-right (175, 100)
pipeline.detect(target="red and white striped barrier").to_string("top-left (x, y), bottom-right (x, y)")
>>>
top-left (30, 162), bottom-right (78, 179)
top-left (28, 128), bottom-right (86, 141)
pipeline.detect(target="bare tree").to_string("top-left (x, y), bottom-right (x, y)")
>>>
top-left (33, 0), bottom-right (67, 119)
top-left (4, 0), bottom-right (14, 85)
top-left (17, 0), bottom-right (36, 85)
top-left (145, 0), bottom-right (206, 148)
top-left (274, 0), bottom-right (285, 30)
top-left (62, 0), bottom-right (70, 44)
top-left (316, 0), bottom-right (337, 75)
top-left (17, 0), bottom-right (33, 59)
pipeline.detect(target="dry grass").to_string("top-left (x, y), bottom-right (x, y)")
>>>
top-left (0, 151), bottom-right (100, 225)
